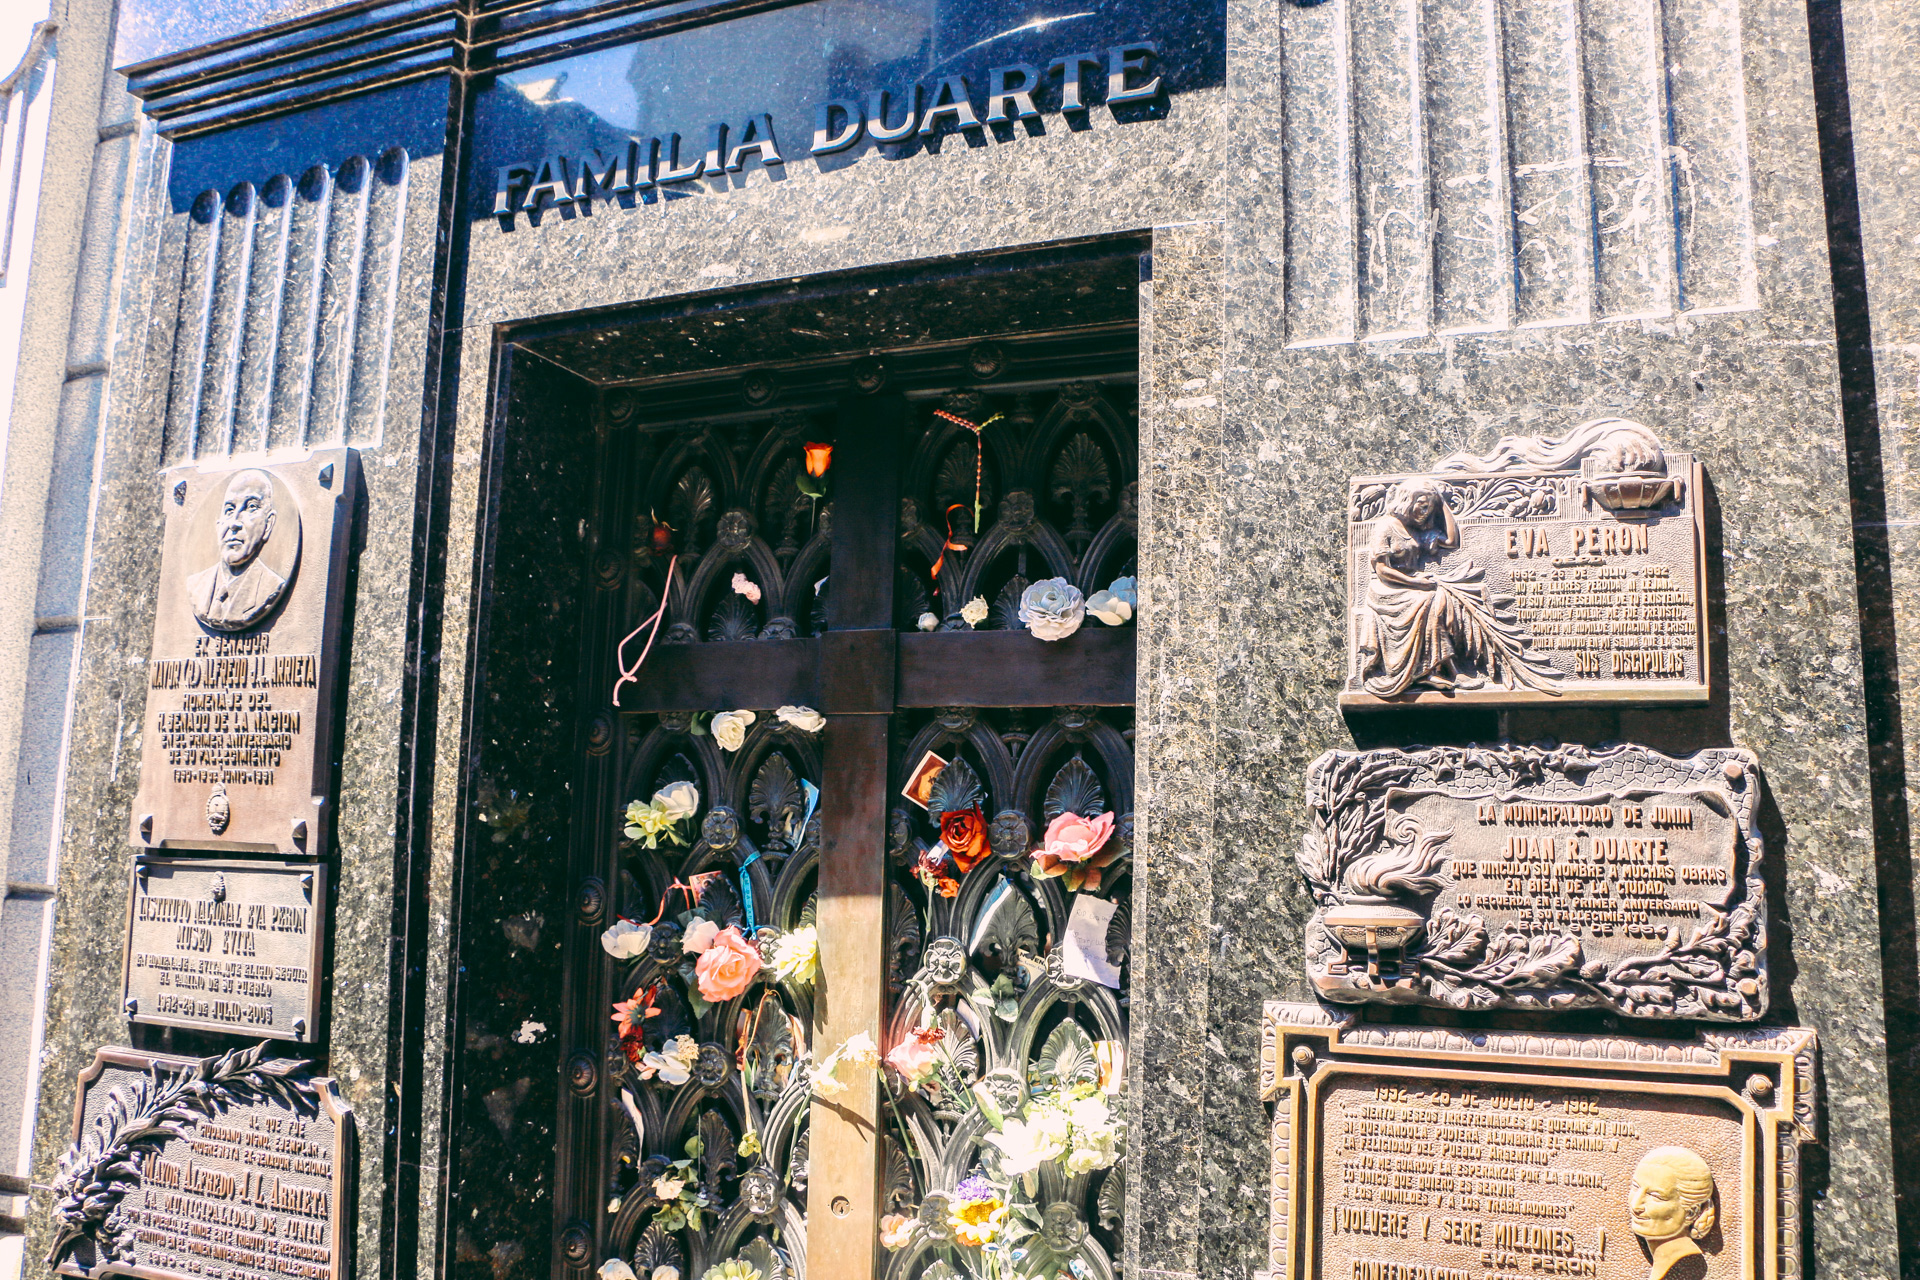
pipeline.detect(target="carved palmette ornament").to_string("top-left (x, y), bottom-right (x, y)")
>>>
top-left (1299, 740), bottom-right (1766, 1020)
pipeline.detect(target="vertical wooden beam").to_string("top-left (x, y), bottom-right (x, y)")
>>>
top-left (807, 397), bottom-right (901, 1280)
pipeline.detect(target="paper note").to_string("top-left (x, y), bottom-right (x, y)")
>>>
top-left (1060, 894), bottom-right (1122, 989)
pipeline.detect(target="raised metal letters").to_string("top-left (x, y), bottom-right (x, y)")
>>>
top-left (123, 859), bottom-right (325, 1043)
top-left (50, 1044), bottom-right (354, 1280)
top-left (132, 451), bottom-right (356, 856)
top-left (1342, 419), bottom-right (1707, 707)
top-left (1300, 741), bottom-right (1764, 1020)
top-left (1257, 1003), bottom-right (1815, 1280)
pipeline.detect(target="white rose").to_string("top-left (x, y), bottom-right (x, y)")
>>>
top-left (710, 709), bottom-right (755, 752)
top-left (917, 612), bottom-right (938, 631)
top-left (1085, 589), bottom-right (1132, 626)
top-left (960, 596), bottom-right (989, 628)
top-left (598, 1261), bottom-right (637, 1280)
top-left (653, 782), bottom-right (699, 821)
top-left (600, 919), bottom-right (653, 960)
top-left (653, 1176), bottom-right (687, 1202)
top-left (1017, 578), bottom-right (1085, 642)
top-left (775, 705), bottom-right (826, 733)
top-left (1065, 1144), bottom-right (1116, 1175)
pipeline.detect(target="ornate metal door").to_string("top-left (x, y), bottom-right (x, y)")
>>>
top-left (561, 330), bottom-right (1137, 1280)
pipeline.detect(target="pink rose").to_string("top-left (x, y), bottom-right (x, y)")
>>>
top-left (1030, 811), bottom-right (1121, 892)
top-left (694, 926), bottom-right (763, 1002)
top-left (885, 1026), bottom-right (946, 1084)
top-left (682, 918), bottom-right (721, 954)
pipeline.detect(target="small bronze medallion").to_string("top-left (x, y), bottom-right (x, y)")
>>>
top-left (131, 450), bottom-right (357, 855)
top-left (1259, 1003), bottom-right (1814, 1280)
top-left (1342, 419), bottom-right (1707, 708)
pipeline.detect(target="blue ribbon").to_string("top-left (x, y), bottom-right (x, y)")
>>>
top-left (738, 848), bottom-right (763, 934)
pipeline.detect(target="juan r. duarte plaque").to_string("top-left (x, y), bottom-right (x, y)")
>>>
top-left (49, 1044), bottom-right (354, 1280)
top-left (1299, 741), bottom-right (1765, 1021)
top-left (1341, 418), bottom-right (1707, 708)
top-left (131, 451), bottom-right (357, 855)
top-left (1257, 1003), bottom-right (1814, 1280)
top-left (123, 859), bottom-right (325, 1043)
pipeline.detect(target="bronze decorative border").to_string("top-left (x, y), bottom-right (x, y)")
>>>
top-left (1257, 1002), bottom-right (1815, 1280)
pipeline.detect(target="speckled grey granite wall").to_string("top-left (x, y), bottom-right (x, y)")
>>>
top-left (28, 0), bottom-right (1920, 1277)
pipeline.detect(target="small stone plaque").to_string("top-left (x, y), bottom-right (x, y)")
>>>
top-left (1341, 418), bottom-right (1707, 707)
top-left (1300, 741), bottom-right (1764, 1020)
top-left (131, 450), bottom-right (357, 856)
top-left (1258, 1003), bottom-right (1815, 1280)
top-left (50, 1045), bottom-right (353, 1280)
top-left (123, 858), bottom-right (324, 1043)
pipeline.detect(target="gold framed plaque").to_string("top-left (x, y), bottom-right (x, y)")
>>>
top-left (130, 450), bottom-right (357, 856)
top-left (1340, 419), bottom-right (1708, 708)
top-left (1258, 1003), bottom-right (1815, 1280)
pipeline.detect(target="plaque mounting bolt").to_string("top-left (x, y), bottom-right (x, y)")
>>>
top-left (291, 818), bottom-right (308, 847)
top-left (292, 1018), bottom-right (308, 1037)
top-left (171, 480), bottom-right (186, 505)
top-left (138, 814), bottom-right (153, 843)
top-left (1291, 1045), bottom-right (1316, 1075)
top-left (1724, 760), bottom-right (1746, 783)
top-left (1746, 1074), bottom-right (1773, 1101)
top-left (301, 872), bottom-right (314, 896)
top-left (318, 462), bottom-right (334, 489)
top-left (124, 997), bottom-right (137, 1016)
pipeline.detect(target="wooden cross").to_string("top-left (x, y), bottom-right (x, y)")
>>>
top-left (616, 396), bottom-right (1134, 1278)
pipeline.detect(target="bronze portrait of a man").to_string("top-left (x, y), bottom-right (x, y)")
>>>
top-left (186, 469), bottom-right (289, 632)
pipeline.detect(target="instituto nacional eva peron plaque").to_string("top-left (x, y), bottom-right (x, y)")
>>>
top-left (1342, 419), bottom-right (1706, 708)
top-left (131, 452), bottom-right (357, 855)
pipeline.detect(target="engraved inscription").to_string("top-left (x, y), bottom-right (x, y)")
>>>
top-left (51, 1047), bottom-right (353, 1280)
top-left (125, 860), bottom-right (324, 1042)
top-left (1320, 1074), bottom-right (1740, 1280)
top-left (1301, 742), bottom-right (1765, 1020)
top-left (132, 451), bottom-right (355, 855)
top-left (1343, 419), bottom-right (1707, 707)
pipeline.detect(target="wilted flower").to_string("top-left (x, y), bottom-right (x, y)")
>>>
top-left (878, 1213), bottom-right (916, 1251)
top-left (841, 1031), bottom-right (881, 1069)
top-left (810, 1069), bottom-right (849, 1099)
top-left (600, 919), bottom-right (653, 960)
top-left (771, 925), bottom-right (819, 986)
top-left (710, 710), bottom-right (755, 752)
top-left (960, 596), bottom-right (989, 628)
top-left (1086, 576), bottom-right (1135, 626)
top-left (730, 573), bottom-right (762, 605)
top-left (653, 1175), bottom-right (687, 1202)
top-left (1017, 578), bottom-right (1085, 642)
top-left (775, 705), bottom-right (825, 733)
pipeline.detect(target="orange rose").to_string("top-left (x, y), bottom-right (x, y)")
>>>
top-left (694, 925), bottom-right (763, 1002)
top-left (804, 442), bottom-right (833, 477)
top-left (939, 806), bottom-right (989, 872)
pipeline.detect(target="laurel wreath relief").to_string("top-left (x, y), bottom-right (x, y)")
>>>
top-left (47, 1043), bottom-right (315, 1267)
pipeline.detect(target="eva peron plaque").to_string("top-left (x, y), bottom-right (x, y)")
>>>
top-left (123, 859), bottom-right (325, 1043)
top-left (1342, 418), bottom-right (1707, 707)
top-left (1300, 741), bottom-right (1764, 1021)
top-left (49, 1044), bottom-right (354, 1280)
top-left (1258, 1004), bottom-right (1815, 1280)
top-left (131, 451), bottom-right (357, 855)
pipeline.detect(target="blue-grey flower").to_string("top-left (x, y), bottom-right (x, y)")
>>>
top-left (1017, 578), bottom-right (1085, 641)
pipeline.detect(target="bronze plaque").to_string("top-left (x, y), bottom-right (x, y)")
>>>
top-left (1300, 741), bottom-right (1764, 1021)
top-left (49, 1045), bottom-right (354, 1280)
top-left (132, 451), bottom-right (357, 856)
top-left (123, 859), bottom-right (325, 1043)
top-left (1259, 1003), bottom-right (1815, 1280)
top-left (1341, 418), bottom-right (1707, 707)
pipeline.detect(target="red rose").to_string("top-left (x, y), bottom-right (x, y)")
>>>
top-left (940, 806), bottom-right (989, 872)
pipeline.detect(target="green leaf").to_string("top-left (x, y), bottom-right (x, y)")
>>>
top-left (797, 474), bottom-right (827, 499)
top-left (971, 1083), bottom-right (1005, 1132)
top-left (684, 1134), bottom-right (705, 1158)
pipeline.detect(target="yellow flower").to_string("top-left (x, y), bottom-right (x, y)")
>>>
top-left (948, 1196), bottom-right (1007, 1247)
top-left (699, 1262), bottom-right (762, 1280)
top-left (771, 926), bottom-right (819, 986)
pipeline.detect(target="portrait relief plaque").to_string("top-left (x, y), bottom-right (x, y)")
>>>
top-left (1342, 418), bottom-right (1707, 708)
top-left (1300, 741), bottom-right (1764, 1021)
top-left (49, 1045), bottom-right (354, 1280)
top-left (1258, 1004), bottom-right (1815, 1280)
top-left (122, 859), bottom-right (326, 1043)
top-left (131, 451), bottom-right (357, 856)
